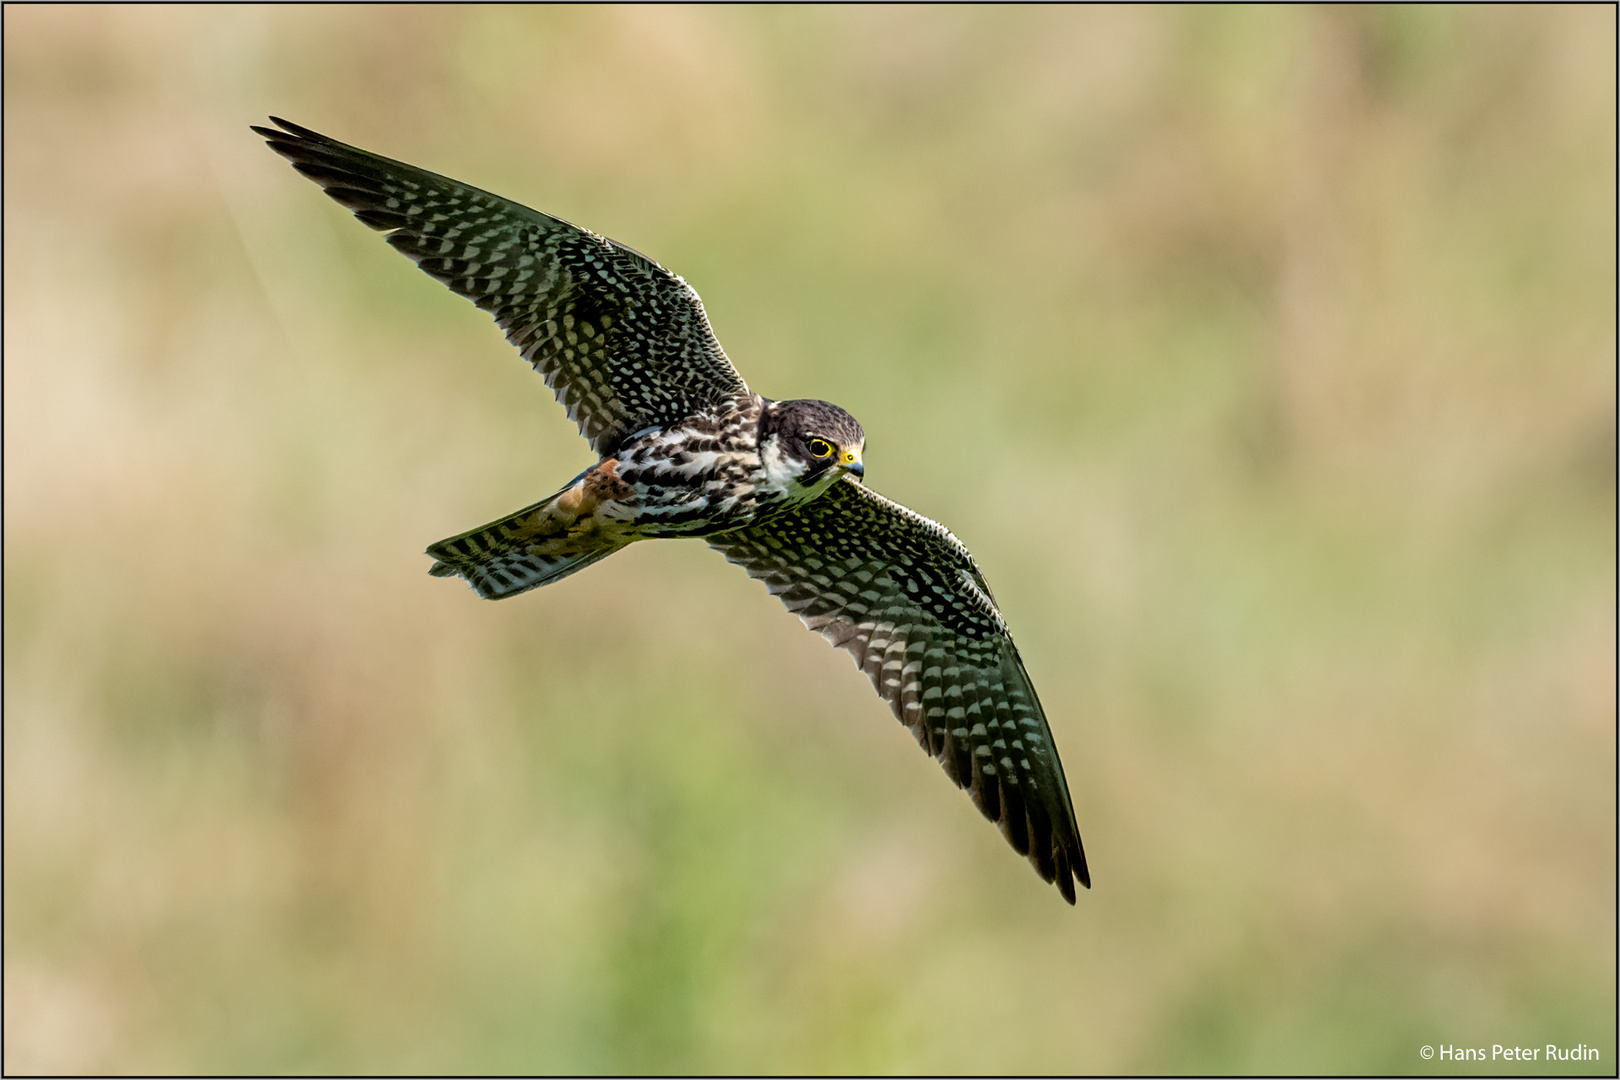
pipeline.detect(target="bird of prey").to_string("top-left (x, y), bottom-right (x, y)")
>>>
top-left (255, 117), bottom-right (1090, 902)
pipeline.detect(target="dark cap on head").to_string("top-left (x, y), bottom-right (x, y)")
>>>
top-left (759, 399), bottom-right (864, 449)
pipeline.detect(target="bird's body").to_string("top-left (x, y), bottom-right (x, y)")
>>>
top-left (256, 117), bottom-right (1090, 902)
top-left (428, 396), bottom-right (864, 596)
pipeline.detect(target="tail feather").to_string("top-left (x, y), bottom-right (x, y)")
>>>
top-left (427, 473), bottom-right (632, 599)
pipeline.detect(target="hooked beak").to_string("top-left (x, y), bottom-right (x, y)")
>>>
top-left (843, 454), bottom-right (864, 480)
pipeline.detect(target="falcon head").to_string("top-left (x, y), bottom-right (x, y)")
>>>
top-left (758, 399), bottom-right (866, 498)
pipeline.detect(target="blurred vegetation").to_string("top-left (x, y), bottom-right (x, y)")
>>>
top-left (4, 5), bottom-right (1614, 1074)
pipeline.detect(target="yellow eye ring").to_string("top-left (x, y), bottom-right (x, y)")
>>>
top-left (808, 438), bottom-right (834, 459)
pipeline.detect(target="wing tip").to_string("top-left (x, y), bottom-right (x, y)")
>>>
top-left (1045, 834), bottom-right (1088, 905)
top-left (254, 115), bottom-right (319, 140)
top-left (1059, 806), bottom-right (1091, 900)
top-left (1059, 874), bottom-right (1078, 905)
top-left (1065, 842), bottom-right (1091, 901)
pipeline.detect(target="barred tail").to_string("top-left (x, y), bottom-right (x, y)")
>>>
top-left (426, 473), bottom-right (632, 599)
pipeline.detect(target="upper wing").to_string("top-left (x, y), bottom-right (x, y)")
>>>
top-left (709, 478), bottom-right (1089, 902)
top-left (254, 117), bottom-right (752, 455)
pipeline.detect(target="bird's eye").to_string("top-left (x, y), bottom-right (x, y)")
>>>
top-left (808, 438), bottom-right (834, 459)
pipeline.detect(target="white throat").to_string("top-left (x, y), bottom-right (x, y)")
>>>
top-left (758, 435), bottom-right (837, 505)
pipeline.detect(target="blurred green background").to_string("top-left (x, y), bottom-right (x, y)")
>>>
top-left (4, 5), bottom-right (1614, 1074)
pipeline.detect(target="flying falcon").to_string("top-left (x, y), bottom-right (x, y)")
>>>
top-left (255, 117), bottom-right (1090, 902)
